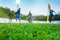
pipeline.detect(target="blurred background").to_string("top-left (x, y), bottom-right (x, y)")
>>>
top-left (0, 0), bottom-right (60, 23)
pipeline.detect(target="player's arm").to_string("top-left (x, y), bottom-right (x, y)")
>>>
top-left (53, 10), bottom-right (56, 15)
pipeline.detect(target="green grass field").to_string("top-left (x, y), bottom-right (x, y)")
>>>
top-left (0, 23), bottom-right (60, 40)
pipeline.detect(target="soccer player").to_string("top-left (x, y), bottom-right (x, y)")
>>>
top-left (8, 11), bottom-right (12, 22)
top-left (28, 11), bottom-right (33, 23)
top-left (16, 8), bottom-right (21, 22)
top-left (49, 9), bottom-right (55, 22)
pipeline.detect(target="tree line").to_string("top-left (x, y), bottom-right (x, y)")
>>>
top-left (0, 7), bottom-right (60, 21)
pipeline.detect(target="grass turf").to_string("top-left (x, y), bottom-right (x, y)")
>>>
top-left (0, 23), bottom-right (60, 40)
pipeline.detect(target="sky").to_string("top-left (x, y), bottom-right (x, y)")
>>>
top-left (0, 0), bottom-right (60, 16)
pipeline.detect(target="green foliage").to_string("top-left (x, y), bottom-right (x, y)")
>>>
top-left (21, 15), bottom-right (28, 20)
top-left (0, 7), bottom-right (15, 18)
top-left (0, 7), bottom-right (10, 18)
top-left (53, 14), bottom-right (60, 20)
top-left (34, 16), bottom-right (47, 21)
top-left (0, 23), bottom-right (60, 40)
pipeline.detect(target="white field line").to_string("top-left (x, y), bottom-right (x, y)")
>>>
top-left (0, 18), bottom-right (60, 24)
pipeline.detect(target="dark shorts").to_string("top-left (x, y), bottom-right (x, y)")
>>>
top-left (9, 15), bottom-right (12, 19)
top-left (49, 15), bottom-right (53, 22)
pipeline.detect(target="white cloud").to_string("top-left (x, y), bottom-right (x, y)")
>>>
top-left (16, 0), bottom-right (21, 4)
